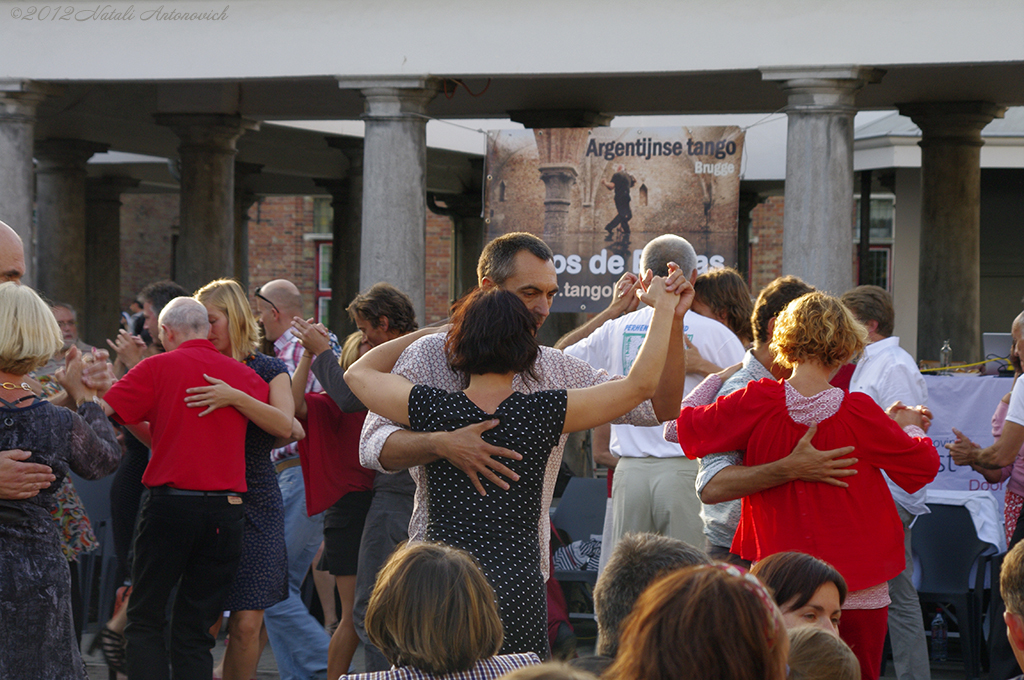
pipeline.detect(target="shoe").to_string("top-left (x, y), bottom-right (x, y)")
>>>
top-left (88, 626), bottom-right (127, 674)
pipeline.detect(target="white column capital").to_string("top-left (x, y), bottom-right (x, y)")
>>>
top-left (761, 66), bottom-right (884, 111)
top-left (337, 76), bottom-right (440, 121)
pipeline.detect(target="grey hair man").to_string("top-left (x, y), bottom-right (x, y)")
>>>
top-left (563, 235), bottom-right (745, 557)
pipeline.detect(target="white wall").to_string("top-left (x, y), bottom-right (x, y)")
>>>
top-left (3, 0), bottom-right (1022, 81)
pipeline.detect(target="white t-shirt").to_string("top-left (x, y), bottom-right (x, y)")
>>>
top-left (565, 308), bottom-right (745, 459)
top-left (849, 335), bottom-right (930, 515)
top-left (1007, 376), bottom-right (1024, 428)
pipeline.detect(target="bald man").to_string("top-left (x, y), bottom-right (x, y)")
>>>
top-left (0, 222), bottom-right (56, 498)
top-left (256, 278), bottom-right (342, 680)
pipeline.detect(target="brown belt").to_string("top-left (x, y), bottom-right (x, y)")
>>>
top-left (275, 458), bottom-right (302, 474)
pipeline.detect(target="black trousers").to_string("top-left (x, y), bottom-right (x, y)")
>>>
top-left (125, 491), bottom-right (245, 680)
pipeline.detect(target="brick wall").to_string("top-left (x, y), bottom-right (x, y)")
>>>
top-left (749, 196), bottom-right (785, 294)
top-left (119, 194), bottom-right (453, 327)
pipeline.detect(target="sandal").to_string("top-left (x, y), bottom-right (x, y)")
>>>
top-left (89, 626), bottom-right (127, 673)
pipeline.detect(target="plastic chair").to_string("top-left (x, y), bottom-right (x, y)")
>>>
top-left (69, 471), bottom-right (120, 633)
top-left (551, 476), bottom-right (607, 585)
top-left (912, 503), bottom-right (994, 680)
top-left (550, 477), bottom-right (607, 623)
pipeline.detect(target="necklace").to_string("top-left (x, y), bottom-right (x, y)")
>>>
top-left (1, 382), bottom-right (31, 391)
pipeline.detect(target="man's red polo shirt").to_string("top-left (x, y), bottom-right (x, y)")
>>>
top-left (104, 338), bottom-right (269, 492)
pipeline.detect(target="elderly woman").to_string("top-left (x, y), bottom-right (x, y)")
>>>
top-left (604, 564), bottom-right (789, 680)
top-left (0, 282), bottom-right (121, 679)
top-left (675, 291), bottom-right (940, 680)
top-left (340, 542), bottom-right (540, 679)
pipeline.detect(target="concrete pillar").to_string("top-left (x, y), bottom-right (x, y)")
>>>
top-left (761, 67), bottom-right (883, 294)
top-left (0, 81), bottom-right (55, 286)
top-left (155, 114), bottom-right (257, 293)
top-left (340, 77), bottom-right (438, 325)
top-left (84, 176), bottom-right (139, 347)
top-left (233, 161), bottom-right (263, 292)
top-left (34, 138), bottom-right (109, 312)
top-left (898, 102), bottom-right (1005, 362)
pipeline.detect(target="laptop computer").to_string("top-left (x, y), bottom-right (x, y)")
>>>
top-left (982, 332), bottom-right (1013, 375)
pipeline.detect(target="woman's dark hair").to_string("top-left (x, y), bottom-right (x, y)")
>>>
top-left (445, 288), bottom-right (538, 381)
top-left (750, 552), bottom-right (848, 611)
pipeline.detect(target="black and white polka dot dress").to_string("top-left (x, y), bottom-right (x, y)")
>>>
top-left (408, 384), bottom-right (568, 659)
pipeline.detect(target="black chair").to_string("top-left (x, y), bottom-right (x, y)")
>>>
top-left (551, 477), bottom-right (607, 621)
top-left (70, 472), bottom-right (120, 634)
top-left (912, 502), bottom-right (995, 680)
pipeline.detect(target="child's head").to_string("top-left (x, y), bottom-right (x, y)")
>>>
top-left (786, 626), bottom-right (859, 680)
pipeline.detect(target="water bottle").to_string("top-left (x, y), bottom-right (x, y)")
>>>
top-left (930, 609), bottom-right (948, 662)
top-left (940, 340), bottom-right (952, 368)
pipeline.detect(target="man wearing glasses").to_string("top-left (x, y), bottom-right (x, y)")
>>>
top-left (255, 278), bottom-right (342, 680)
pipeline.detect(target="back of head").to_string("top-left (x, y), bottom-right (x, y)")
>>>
top-left (1002, 541), bottom-right (1024, 618)
top-left (639, 235), bottom-right (697, 278)
top-left (365, 542), bottom-right (503, 675)
top-left (445, 288), bottom-right (539, 381)
top-left (749, 552), bottom-right (848, 611)
top-left (194, 279), bottom-right (262, 361)
top-left (340, 331), bottom-right (364, 370)
top-left (501, 662), bottom-right (597, 680)
top-left (139, 280), bottom-right (189, 316)
top-left (347, 282), bottom-right (418, 334)
top-left (0, 282), bottom-right (63, 375)
top-left (593, 532), bottom-right (711, 657)
top-left (770, 292), bottom-right (867, 371)
top-left (840, 285), bottom-right (894, 338)
top-left (605, 565), bottom-right (787, 680)
top-left (693, 268), bottom-right (754, 343)
top-left (158, 297), bottom-right (211, 341)
top-left (477, 232), bottom-right (553, 286)
top-left (787, 627), bottom-right (859, 680)
top-left (751, 276), bottom-right (815, 347)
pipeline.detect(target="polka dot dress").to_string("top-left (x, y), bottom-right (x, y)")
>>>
top-left (408, 385), bottom-right (568, 660)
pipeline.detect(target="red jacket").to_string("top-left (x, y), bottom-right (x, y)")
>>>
top-left (677, 379), bottom-right (939, 591)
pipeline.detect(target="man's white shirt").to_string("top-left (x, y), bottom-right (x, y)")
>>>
top-left (565, 308), bottom-right (745, 460)
top-left (849, 335), bottom-right (930, 515)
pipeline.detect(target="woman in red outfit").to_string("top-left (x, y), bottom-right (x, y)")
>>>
top-left (675, 292), bottom-right (939, 680)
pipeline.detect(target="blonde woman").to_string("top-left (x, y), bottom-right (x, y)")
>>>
top-left (676, 292), bottom-right (939, 680)
top-left (188, 279), bottom-right (297, 680)
top-left (0, 282), bottom-right (121, 679)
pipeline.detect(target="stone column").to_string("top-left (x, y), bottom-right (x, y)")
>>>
top-left (0, 81), bottom-right (55, 286)
top-left (339, 77), bottom-right (438, 325)
top-left (761, 67), bottom-right (883, 294)
top-left (34, 138), bottom-right (109, 312)
top-left (155, 114), bottom-right (257, 293)
top-left (233, 161), bottom-right (263, 292)
top-left (898, 102), bottom-right (1005, 362)
top-left (84, 176), bottom-right (139, 347)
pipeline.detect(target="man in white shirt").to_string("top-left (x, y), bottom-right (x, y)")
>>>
top-left (561, 235), bottom-right (745, 552)
top-left (842, 285), bottom-right (931, 680)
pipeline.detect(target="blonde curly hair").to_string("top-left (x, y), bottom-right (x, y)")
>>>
top-left (769, 292), bottom-right (867, 371)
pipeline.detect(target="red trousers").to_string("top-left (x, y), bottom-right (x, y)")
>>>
top-left (840, 607), bottom-right (889, 680)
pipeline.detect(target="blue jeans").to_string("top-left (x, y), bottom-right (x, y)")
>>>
top-left (263, 466), bottom-right (331, 680)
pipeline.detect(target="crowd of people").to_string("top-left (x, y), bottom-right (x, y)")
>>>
top-left (0, 216), bottom-right (1023, 680)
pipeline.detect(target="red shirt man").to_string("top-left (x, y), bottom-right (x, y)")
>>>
top-left (100, 297), bottom-right (270, 680)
